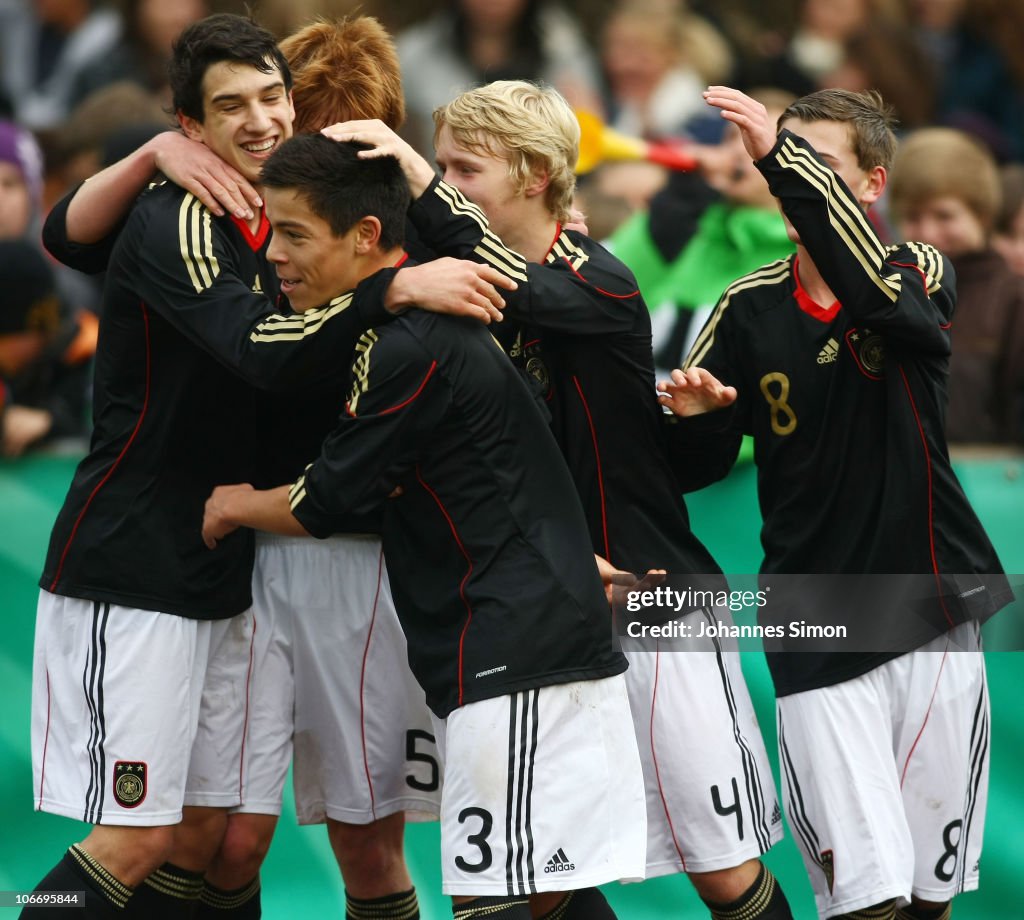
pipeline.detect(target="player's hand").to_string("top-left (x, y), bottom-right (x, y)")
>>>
top-left (202, 483), bottom-right (253, 549)
top-left (657, 367), bottom-right (737, 417)
top-left (384, 258), bottom-right (516, 324)
top-left (564, 205), bottom-right (589, 235)
top-left (1, 405), bottom-right (53, 456)
top-left (703, 87), bottom-right (776, 162)
top-left (321, 119), bottom-right (437, 197)
top-left (595, 554), bottom-right (666, 607)
top-left (150, 132), bottom-right (262, 220)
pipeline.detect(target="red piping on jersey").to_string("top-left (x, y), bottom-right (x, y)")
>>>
top-left (38, 669), bottom-right (52, 807)
top-left (560, 257), bottom-right (640, 299)
top-left (573, 376), bottom-right (611, 561)
top-left (238, 613), bottom-right (257, 799)
top-left (651, 644), bottom-right (688, 870)
top-left (792, 257), bottom-right (841, 323)
top-left (50, 302), bottom-right (153, 591)
top-left (897, 364), bottom-right (954, 629)
top-left (393, 251), bottom-right (410, 268)
top-left (345, 361), bottom-right (437, 418)
top-left (416, 467), bottom-right (474, 707)
top-left (891, 261), bottom-right (951, 329)
top-left (230, 211), bottom-right (270, 250)
top-left (359, 548), bottom-right (386, 818)
top-left (900, 643), bottom-right (949, 788)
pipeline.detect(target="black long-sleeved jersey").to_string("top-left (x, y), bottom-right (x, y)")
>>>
top-left (40, 180), bottom-right (393, 619)
top-left (683, 130), bottom-right (1012, 694)
top-left (407, 178), bottom-right (725, 608)
top-left (290, 309), bottom-right (626, 717)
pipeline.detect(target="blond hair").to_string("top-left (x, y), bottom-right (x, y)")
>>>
top-left (280, 16), bottom-right (404, 135)
top-left (889, 128), bottom-right (1001, 233)
top-left (433, 80), bottom-right (578, 223)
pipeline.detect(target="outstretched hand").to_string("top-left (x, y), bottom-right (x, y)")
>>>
top-left (657, 367), bottom-right (737, 417)
top-left (385, 258), bottom-right (516, 325)
top-left (321, 119), bottom-right (437, 197)
top-left (703, 86), bottom-right (777, 163)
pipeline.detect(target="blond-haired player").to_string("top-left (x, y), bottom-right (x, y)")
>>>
top-left (329, 80), bottom-right (792, 920)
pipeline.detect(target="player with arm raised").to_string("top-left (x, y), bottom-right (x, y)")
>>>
top-left (660, 86), bottom-right (1012, 920)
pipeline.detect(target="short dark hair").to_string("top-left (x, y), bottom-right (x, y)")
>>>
top-left (778, 88), bottom-right (898, 172)
top-left (260, 134), bottom-right (409, 250)
top-left (170, 14), bottom-right (292, 122)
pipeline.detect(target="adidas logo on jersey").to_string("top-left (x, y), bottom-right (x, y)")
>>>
top-left (544, 848), bottom-right (575, 873)
top-left (770, 802), bottom-right (782, 826)
top-left (817, 337), bottom-right (839, 364)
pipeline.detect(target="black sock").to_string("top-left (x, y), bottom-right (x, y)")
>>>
top-left (19, 846), bottom-right (132, 918)
top-left (701, 864), bottom-right (794, 920)
top-left (836, 901), bottom-right (898, 920)
top-left (124, 863), bottom-right (203, 918)
top-left (452, 896), bottom-right (531, 919)
top-left (346, 888), bottom-right (418, 920)
top-left (536, 888), bottom-right (617, 919)
top-left (195, 877), bottom-right (261, 918)
top-left (895, 904), bottom-right (951, 920)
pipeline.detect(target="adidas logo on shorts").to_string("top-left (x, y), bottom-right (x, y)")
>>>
top-left (770, 802), bottom-right (782, 825)
top-left (544, 848), bottom-right (575, 873)
top-left (817, 337), bottom-right (839, 364)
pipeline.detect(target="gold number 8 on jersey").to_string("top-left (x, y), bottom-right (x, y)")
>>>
top-left (759, 372), bottom-right (798, 436)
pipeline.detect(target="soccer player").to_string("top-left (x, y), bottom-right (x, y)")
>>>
top-left (662, 86), bottom-right (1012, 920)
top-left (24, 15), bottom-right (509, 919)
top-left (329, 81), bottom-right (792, 920)
top-left (201, 132), bottom-right (648, 920)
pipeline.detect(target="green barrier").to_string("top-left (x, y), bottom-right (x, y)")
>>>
top-left (1, 454), bottom-right (1021, 918)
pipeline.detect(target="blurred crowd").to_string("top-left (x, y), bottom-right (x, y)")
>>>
top-left (1, 0), bottom-right (1022, 455)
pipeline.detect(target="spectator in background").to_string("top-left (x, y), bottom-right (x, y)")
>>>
top-left (994, 164), bottom-right (1024, 279)
top-left (0, 119), bottom-right (45, 240)
top-left (396, 0), bottom-right (602, 155)
top-left (70, 0), bottom-right (209, 112)
top-left (599, 0), bottom-right (732, 142)
top-left (902, 0), bottom-right (1024, 160)
top-left (0, 0), bottom-right (121, 130)
top-left (736, 0), bottom-right (880, 98)
top-left (0, 119), bottom-right (94, 454)
top-left (607, 89), bottom-right (795, 379)
top-left (821, 21), bottom-right (936, 131)
top-left (889, 127), bottom-right (1024, 444)
top-left (45, 80), bottom-right (168, 203)
top-left (0, 240), bottom-right (90, 454)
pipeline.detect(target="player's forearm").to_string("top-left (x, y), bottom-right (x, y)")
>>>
top-left (65, 138), bottom-right (164, 243)
top-left (227, 485), bottom-right (310, 536)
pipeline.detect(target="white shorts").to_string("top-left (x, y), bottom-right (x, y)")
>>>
top-left (621, 607), bottom-right (783, 876)
top-left (240, 534), bottom-right (441, 824)
top-left (777, 621), bottom-right (990, 918)
top-left (31, 591), bottom-right (254, 825)
top-left (432, 674), bottom-right (647, 897)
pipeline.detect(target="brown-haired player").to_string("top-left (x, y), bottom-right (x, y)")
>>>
top-left (661, 86), bottom-right (1012, 920)
top-left (37, 15), bottom-right (512, 920)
